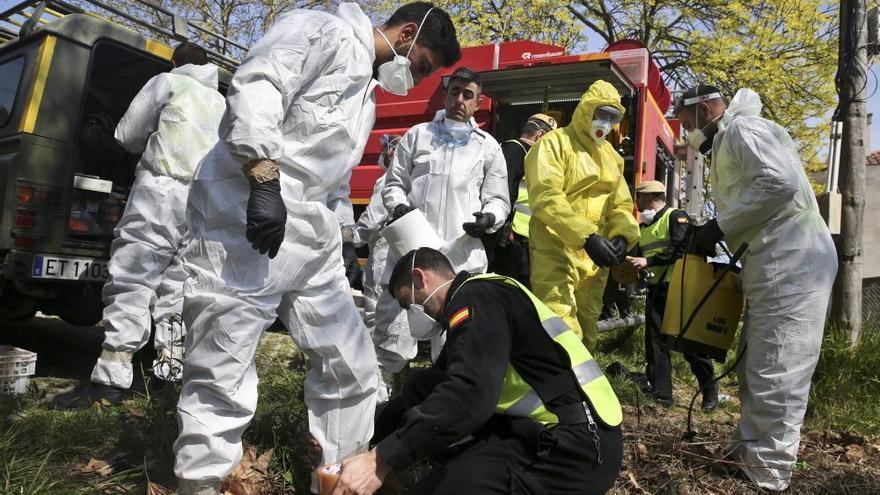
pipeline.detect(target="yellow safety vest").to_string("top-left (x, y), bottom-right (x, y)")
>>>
top-left (453, 274), bottom-right (623, 427)
top-left (504, 139), bottom-right (532, 239)
top-left (639, 207), bottom-right (676, 285)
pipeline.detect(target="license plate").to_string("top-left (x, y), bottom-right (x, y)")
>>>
top-left (31, 255), bottom-right (109, 281)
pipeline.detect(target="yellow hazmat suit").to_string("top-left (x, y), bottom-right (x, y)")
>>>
top-left (525, 80), bottom-right (640, 351)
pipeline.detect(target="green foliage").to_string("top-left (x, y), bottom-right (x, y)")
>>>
top-left (808, 326), bottom-right (880, 436)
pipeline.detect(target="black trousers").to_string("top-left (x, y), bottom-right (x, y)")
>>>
top-left (644, 284), bottom-right (715, 400)
top-left (374, 370), bottom-right (622, 495)
top-left (491, 236), bottom-right (530, 288)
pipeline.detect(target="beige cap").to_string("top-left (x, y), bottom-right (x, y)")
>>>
top-left (528, 113), bottom-right (558, 131)
top-left (636, 180), bottom-right (666, 194)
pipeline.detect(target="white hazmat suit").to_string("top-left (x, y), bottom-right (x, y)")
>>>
top-left (353, 174), bottom-right (416, 401)
top-left (382, 109), bottom-right (509, 273)
top-left (92, 63), bottom-right (225, 388)
top-left (382, 109), bottom-right (509, 358)
top-left (172, 4), bottom-right (379, 491)
top-left (709, 89), bottom-right (837, 491)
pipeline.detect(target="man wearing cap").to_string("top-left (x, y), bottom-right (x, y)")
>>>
top-left (674, 85), bottom-right (836, 491)
top-left (486, 114), bottom-right (558, 286)
top-left (627, 180), bottom-right (716, 410)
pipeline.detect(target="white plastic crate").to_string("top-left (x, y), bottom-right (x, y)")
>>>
top-left (0, 375), bottom-right (29, 395)
top-left (0, 346), bottom-right (37, 395)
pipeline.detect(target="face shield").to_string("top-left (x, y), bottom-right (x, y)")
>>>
top-left (589, 105), bottom-right (624, 143)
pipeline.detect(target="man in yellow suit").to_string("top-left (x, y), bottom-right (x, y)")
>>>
top-left (525, 80), bottom-right (639, 351)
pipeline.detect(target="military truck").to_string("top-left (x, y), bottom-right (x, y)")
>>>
top-left (0, 0), bottom-right (236, 325)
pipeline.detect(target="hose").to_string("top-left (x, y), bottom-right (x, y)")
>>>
top-left (683, 343), bottom-right (747, 440)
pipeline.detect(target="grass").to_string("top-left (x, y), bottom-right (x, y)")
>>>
top-left (0, 319), bottom-right (878, 493)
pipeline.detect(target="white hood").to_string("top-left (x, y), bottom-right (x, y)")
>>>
top-left (337, 3), bottom-right (375, 63)
top-left (720, 88), bottom-right (763, 129)
top-left (171, 63), bottom-right (220, 91)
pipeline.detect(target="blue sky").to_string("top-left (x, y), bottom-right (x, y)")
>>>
top-left (2, 0), bottom-right (877, 153)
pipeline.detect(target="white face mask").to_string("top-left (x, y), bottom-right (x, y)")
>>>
top-left (406, 256), bottom-right (453, 339)
top-left (378, 153), bottom-right (388, 170)
top-left (686, 110), bottom-right (722, 153)
top-left (640, 208), bottom-right (658, 224)
top-left (375, 8), bottom-right (433, 96)
top-left (590, 119), bottom-right (613, 143)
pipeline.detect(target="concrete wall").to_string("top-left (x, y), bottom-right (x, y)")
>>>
top-left (865, 165), bottom-right (880, 279)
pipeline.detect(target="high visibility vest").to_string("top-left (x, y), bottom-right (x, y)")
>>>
top-left (452, 274), bottom-right (623, 427)
top-left (512, 180), bottom-right (531, 238)
top-left (639, 207), bottom-right (676, 285)
top-left (504, 139), bottom-right (532, 239)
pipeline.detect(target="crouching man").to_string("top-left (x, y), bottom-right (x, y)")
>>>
top-left (332, 247), bottom-right (623, 494)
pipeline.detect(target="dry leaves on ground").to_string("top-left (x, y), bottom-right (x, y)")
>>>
top-left (221, 446), bottom-right (274, 495)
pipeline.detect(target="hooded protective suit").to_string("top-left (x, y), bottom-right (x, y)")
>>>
top-left (525, 80), bottom-right (639, 352)
top-left (708, 89), bottom-right (837, 491)
top-left (91, 63), bottom-right (225, 389)
top-left (382, 109), bottom-right (510, 274)
top-left (353, 174), bottom-right (416, 401)
top-left (172, 5), bottom-right (380, 491)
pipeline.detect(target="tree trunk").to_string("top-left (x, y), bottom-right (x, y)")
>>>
top-left (830, 0), bottom-right (866, 347)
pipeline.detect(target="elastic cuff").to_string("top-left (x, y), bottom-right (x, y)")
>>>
top-left (177, 478), bottom-right (222, 495)
top-left (376, 436), bottom-right (412, 471)
top-left (91, 356), bottom-right (134, 389)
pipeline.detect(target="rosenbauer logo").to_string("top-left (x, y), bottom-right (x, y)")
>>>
top-left (521, 50), bottom-right (564, 60)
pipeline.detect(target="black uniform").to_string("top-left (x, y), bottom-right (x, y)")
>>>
top-left (639, 206), bottom-right (714, 403)
top-left (374, 272), bottom-right (622, 494)
top-left (485, 138), bottom-right (531, 286)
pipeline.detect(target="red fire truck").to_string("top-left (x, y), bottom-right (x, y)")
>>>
top-left (351, 39), bottom-right (678, 214)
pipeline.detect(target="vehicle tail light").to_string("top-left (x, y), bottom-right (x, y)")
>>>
top-left (68, 217), bottom-right (91, 233)
top-left (16, 184), bottom-right (34, 204)
top-left (14, 237), bottom-right (36, 248)
top-left (14, 209), bottom-right (37, 229)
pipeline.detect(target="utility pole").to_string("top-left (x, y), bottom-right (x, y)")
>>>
top-left (831, 0), bottom-right (867, 346)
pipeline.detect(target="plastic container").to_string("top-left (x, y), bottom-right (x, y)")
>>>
top-left (0, 346), bottom-right (37, 396)
top-left (317, 464), bottom-right (341, 495)
top-left (660, 255), bottom-right (744, 362)
top-left (382, 209), bottom-right (445, 258)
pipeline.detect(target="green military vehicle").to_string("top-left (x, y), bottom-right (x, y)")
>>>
top-left (0, 0), bottom-right (237, 325)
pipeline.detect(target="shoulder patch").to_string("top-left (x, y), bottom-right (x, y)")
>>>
top-left (677, 217), bottom-right (689, 224)
top-left (448, 306), bottom-right (472, 330)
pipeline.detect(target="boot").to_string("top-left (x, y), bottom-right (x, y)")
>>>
top-left (701, 382), bottom-right (719, 412)
top-left (52, 382), bottom-right (128, 409)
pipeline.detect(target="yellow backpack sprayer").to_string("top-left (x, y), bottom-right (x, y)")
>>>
top-left (660, 243), bottom-right (748, 362)
top-left (661, 241), bottom-right (749, 438)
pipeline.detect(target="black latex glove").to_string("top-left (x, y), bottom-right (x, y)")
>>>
top-left (246, 179), bottom-right (286, 258)
top-left (389, 204), bottom-right (414, 223)
top-left (584, 234), bottom-right (619, 268)
top-left (610, 236), bottom-right (629, 263)
top-left (496, 221), bottom-right (514, 248)
top-left (462, 212), bottom-right (495, 238)
top-left (342, 241), bottom-right (363, 290)
top-left (692, 218), bottom-right (724, 256)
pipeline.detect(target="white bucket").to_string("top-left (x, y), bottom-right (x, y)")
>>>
top-left (383, 209), bottom-right (445, 258)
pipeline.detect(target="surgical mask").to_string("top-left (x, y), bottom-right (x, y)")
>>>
top-left (443, 117), bottom-right (473, 145)
top-left (687, 110), bottom-right (722, 153)
top-left (375, 8), bottom-right (433, 96)
top-left (407, 278), bottom-right (453, 339)
top-left (640, 208), bottom-right (658, 224)
top-left (378, 153), bottom-right (388, 170)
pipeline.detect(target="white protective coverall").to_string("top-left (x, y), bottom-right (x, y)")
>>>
top-left (173, 4), bottom-right (379, 490)
top-left (709, 89), bottom-right (837, 491)
top-left (353, 174), bottom-right (416, 402)
top-left (382, 109), bottom-right (509, 273)
top-left (92, 63), bottom-right (225, 388)
top-left (382, 109), bottom-right (509, 359)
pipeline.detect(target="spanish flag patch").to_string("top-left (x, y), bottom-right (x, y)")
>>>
top-left (448, 306), bottom-right (472, 330)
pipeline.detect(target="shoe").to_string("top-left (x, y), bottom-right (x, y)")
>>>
top-left (701, 383), bottom-right (719, 412)
top-left (651, 392), bottom-right (674, 408)
top-left (52, 382), bottom-right (128, 409)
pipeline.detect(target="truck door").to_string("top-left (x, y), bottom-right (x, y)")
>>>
top-left (68, 40), bottom-right (171, 245)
